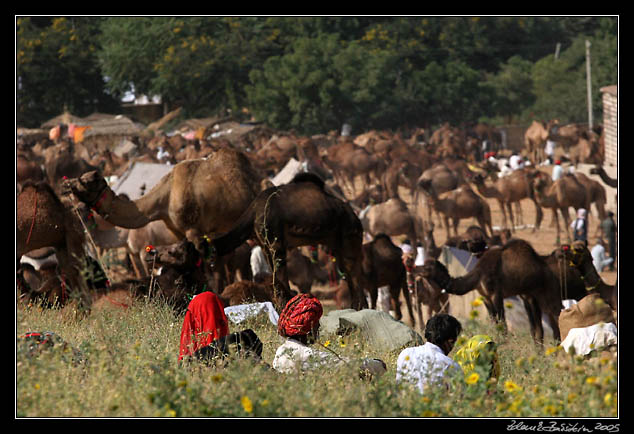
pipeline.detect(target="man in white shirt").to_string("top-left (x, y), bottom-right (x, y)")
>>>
top-left (552, 160), bottom-right (563, 181)
top-left (396, 313), bottom-right (463, 394)
top-left (273, 294), bottom-right (386, 378)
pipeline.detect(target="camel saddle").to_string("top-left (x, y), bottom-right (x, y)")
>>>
top-left (558, 293), bottom-right (616, 342)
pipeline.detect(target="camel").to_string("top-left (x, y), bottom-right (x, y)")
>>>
top-left (148, 239), bottom-right (213, 310)
top-left (17, 181), bottom-right (95, 306)
top-left (207, 172), bottom-right (367, 310)
top-left (65, 147), bottom-right (262, 259)
top-left (524, 119), bottom-right (559, 164)
top-left (471, 169), bottom-right (544, 232)
top-left (420, 239), bottom-right (564, 344)
top-left (359, 198), bottom-right (420, 247)
top-left (218, 277), bottom-right (293, 308)
top-left (361, 234), bottom-right (416, 326)
top-left (286, 248), bottom-right (330, 294)
top-left (43, 140), bottom-right (102, 194)
top-left (416, 162), bottom-right (466, 224)
top-left (566, 241), bottom-right (617, 311)
top-left (573, 172), bottom-right (607, 232)
top-left (418, 182), bottom-right (493, 241)
top-left (590, 165), bottom-right (617, 188)
top-left (410, 268), bottom-right (449, 329)
top-left (529, 174), bottom-right (591, 244)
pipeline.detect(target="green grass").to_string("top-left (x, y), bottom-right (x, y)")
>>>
top-left (16, 297), bottom-right (618, 418)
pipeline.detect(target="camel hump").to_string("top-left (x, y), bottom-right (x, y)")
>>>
top-left (290, 172), bottom-right (325, 189)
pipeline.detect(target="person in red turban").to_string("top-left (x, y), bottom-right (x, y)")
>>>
top-left (277, 293), bottom-right (323, 343)
top-left (273, 294), bottom-right (386, 378)
top-left (178, 292), bottom-right (229, 361)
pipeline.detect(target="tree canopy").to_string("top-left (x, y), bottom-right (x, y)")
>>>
top-left (16, 16), bottom-right (618, 132)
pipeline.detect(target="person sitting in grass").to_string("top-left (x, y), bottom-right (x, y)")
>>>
top-left (272, 293), bottom-right (386, 378)
top-left (396, 313), bottom-right (463, 394)
top-left (179, 291), bottom-right (264, 367)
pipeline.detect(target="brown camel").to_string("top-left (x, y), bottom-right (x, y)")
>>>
top-left (573, 172), bottom-right (607, 233)
top-left (44, 140), bottom-right (102, 194)
top-left (65, 147), bottom-right (262, 257)
top-left (418, 182), bottom-right (493, 241)
top-left (17, 181), bottom-right (94, 306)
top-left (471, 170), bottom-right (544, 232)
top-left (420, 239), bottom-right (564, 344)
top-left (218, 277), bottom-right (293, 308)
top-left (286, 248), bottom-right (330, 294)
top-left (361, 234), bottom-right (416, 326)
top-left (416, 162), bottom-right (466, 224)
top-left (589, 165), bottom-right (617, 188)
top-left (359, 198), bottom-right (420, 248)
top-left (208, 172), bottom-right (367, 311)
top-left (529, 174), bottom-right (590, 244)
top-left (566, 241), bottom-right (617, 311)
top-left (410, 268), bottom-right (449, 329)
top-left (524, 119), bottom-right (559, 164)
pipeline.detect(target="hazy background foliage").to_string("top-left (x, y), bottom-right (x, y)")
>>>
top-left (17, 16), bottom-right (617, 133)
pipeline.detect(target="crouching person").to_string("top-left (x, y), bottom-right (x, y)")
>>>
top-left (273, 293), bottom-right (386, 379)
top-left (178, 291), bottom-right (266, 367)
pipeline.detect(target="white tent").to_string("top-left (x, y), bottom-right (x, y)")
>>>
top-left (111, 161), bottom-right (173, 201)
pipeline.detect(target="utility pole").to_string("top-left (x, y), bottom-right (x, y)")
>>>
top-left (586, 40), bottom-right (593, 129)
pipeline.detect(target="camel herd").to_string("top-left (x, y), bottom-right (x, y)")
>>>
top-left (16, 118), bottom-right (616, 344)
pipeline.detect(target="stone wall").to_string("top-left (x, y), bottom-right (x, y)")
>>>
top-left (601, 85), bottom-right (617, 168)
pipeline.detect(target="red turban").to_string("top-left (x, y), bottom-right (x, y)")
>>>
top-left (179, 292), bottom-right (229, 361)
top-left (278, 293), bottom-right (323, 338)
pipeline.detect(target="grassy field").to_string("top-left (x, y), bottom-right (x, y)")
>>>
top-left (16, 294), bottom-right (618, 419)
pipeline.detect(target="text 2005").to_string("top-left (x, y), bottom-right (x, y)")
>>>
top-left (594, 424), bottom-right (619, 433)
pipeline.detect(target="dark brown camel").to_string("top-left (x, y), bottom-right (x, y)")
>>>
top-left (218, 273), bottom-right (294, 308)
top-left (589, 165), bottom-right (617, 188)
top-left (208, 172), bottom-right (367, 310)
top-left (361, 234), bottom-right (416, 326)
top-left (420, 239), bottom-right (564, 344)
top-left (566, 241), bottom-right (617, 311)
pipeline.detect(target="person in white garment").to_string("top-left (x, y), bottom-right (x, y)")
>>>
top-left (552, 160), bottom-right (564, 181)
top-left (273, 294), bottom-right (386, 378)
top-left (247, 239), bottom-right (272, 279)
top-left (396, 313), bottom-right (463, 395)
top-left (591, 239), bottom-right (614, 272)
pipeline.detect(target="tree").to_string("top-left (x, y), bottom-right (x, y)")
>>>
top-left (17, 17), bottom-right (120, 128)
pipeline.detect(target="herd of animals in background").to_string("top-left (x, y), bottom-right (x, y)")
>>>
top-left (16, 118), bottom-right (616, 343)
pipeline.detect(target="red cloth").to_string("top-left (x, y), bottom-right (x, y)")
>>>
top-left (278, 293), bottom-right (323, 338)
top-left (178, 292), bottom-right (229, 361)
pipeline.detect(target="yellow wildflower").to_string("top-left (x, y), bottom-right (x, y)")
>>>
top-left (545, 346), bottom-right (559, 356)
top-left (504, 380), bottom-right (522, 393)
top-left (604, 393), bottom-right (613, 406)
top-left (586, 376), bottom-right (598, 385)
top-left (34, 383), bottom-right (40, 390)
top-left (471, 298), bottom-right (483, 307)
top-left (466, 372), bottom-right (480, 385)
top-left (323, 340), bottom-right (331, 348)
top-left (241, 396), bottom-right (253, 413)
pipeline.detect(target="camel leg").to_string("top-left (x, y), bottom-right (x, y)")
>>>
top-left (532, 200), bottom-right (543, 232)
top-left (505, 202), bottom-right (514, 232)
top-left (522, 296), bottom-right (545, 345)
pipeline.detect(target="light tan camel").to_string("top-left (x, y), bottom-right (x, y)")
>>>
top-left (524, 119), bottom-right (559, 164)
top-left (359, 198), bottom-right (420, 247)
top-left (418, 182), bottom-right (493, 241)
top-left (66, 148), bottom-right (262, 257)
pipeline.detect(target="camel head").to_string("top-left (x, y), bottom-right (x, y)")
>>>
top-left (65, 170), bottom-right (109, 208)
top-left (419, 259), bottom-right (451, 291)
top-left (151, 239), bottom-right (204, 271)
top-left (566, 241), bottom-right (593, 269)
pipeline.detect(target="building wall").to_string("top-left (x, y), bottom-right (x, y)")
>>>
top-left (601, 85), bottom-right (617, 168)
